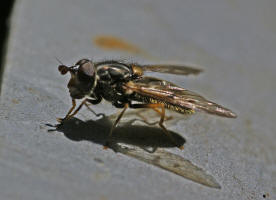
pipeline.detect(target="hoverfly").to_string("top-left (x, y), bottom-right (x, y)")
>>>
top-left (57, 59), bottom-right (236, 149)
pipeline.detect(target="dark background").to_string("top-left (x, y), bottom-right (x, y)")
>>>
top-left (0, 1), bottom-right (15, 91)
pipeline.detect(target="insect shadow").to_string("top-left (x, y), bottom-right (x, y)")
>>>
top-left (47, 115), bottom-right (185, 152)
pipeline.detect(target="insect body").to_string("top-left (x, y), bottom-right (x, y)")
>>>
top-left (58, 59), bottom-right (236, 149)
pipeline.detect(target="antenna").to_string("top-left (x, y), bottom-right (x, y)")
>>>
top-left (54, 56), bottom-right (64, 66)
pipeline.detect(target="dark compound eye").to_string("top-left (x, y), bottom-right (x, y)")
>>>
top-left (75, 59), bottom-right (90, 66)
top-left (79, 61), bottom-right (95, 77)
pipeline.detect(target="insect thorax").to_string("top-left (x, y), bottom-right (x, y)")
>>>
top-left (93, 61), bottom-right (136, 105)
top-left (96, 61), bottom-right (134, 83)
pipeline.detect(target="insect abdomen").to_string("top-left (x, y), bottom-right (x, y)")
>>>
top-left (134, 94), bottom-right (194, 115)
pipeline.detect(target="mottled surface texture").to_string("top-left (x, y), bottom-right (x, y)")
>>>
top-left (0, 0), bottom-right (275, 200)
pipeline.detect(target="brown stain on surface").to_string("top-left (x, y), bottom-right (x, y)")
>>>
top-left (93, 35), bottom-right (142, 53)
top-left (27, 87), bottom-right (36, 94)
top-left (12, 99), bottom-right (19, 104)
top-left (93, 35), bottom-right (154, 59)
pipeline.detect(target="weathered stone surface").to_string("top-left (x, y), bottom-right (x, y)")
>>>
top-left (0, 0), bottom-right (275, 199)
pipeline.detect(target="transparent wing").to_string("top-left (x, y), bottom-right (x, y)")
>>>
top-left (126, 77), bottom-right (237, 118)
top-left (136, 64), bottom-right (202, 75)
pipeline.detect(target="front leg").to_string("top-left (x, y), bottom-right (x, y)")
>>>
top-left (57, 96), bottom-right (103, 123)
top-left (57, 99), bottom-right (76, 123)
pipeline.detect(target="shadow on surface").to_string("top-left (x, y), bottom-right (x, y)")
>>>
top-left (47, 115), bottom-right (185, 150)
top-left (46, 116), bottom-right (221, 189)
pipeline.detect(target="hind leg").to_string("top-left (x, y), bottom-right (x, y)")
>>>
top-left (130, 103), bottom-right (183, 150)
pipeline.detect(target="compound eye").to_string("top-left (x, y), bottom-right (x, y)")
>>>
top-left (79, 61), bottom-right (95, 77)
top-left (75, 59), bottom-right (90, 66)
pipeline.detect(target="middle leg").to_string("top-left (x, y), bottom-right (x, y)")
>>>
top-left (104, 103), bottom-right (129, 149)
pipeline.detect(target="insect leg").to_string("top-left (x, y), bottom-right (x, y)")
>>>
top-left (57, 99), bottom-right (76, 122)
top-left (104, 104), bottom-right (129, 149)
top-left (130, 103), bottom-right (183, 149)
top-left (83, 102), bottom-right (105, 117)
top-left (66, 99), bottom-right (88, 118)
top-left (136, 111), bottom-right (159, 126)
top-left (151, 107), bottom-right (173, 121)
top-left (84, 96), bottom-right (105, 117)
top-left (134, 108), bottom-right (172, 126)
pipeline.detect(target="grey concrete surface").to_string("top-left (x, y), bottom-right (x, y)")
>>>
top-left (0, 0), bottom-right (275, 199)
